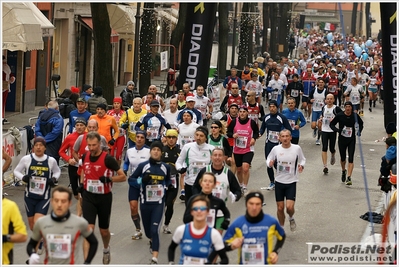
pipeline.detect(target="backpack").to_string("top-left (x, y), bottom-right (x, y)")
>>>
top-left (57, 98), bottom-right (76, 119)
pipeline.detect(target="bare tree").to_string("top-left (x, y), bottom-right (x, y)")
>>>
top-left (90, 3), bottom-right (114, 102)
top-left (218, 3), bottom-right (228, 76)
top-left (351, 3), bottom-right (358, 36)
top-left (139, 3), bottom-right (156, 96)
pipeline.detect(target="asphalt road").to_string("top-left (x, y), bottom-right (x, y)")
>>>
top-left (5, 100), bottom-right (388, 265)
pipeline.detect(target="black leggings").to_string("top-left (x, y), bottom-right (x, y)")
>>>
top-left (68, 165), bottom-right (79, 196)
top-left (184, 184), bottom-right (194, 207)
top-left (321, 132), bottom-right (337, 153)
top-left (164, 188), bottom-right (178, 225)
top-left (338, 138), bottom-right (356, 163)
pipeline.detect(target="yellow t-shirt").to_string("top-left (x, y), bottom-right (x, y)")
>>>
top-left (119, 108), bottom-right (147, 142)
top-left (2, 198), bottom-right (27, 265)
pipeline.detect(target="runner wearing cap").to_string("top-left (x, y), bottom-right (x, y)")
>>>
top-left (89, 103), bottom-right (119, 148)
top-left (266, 129), bottom-right (305, 231)
top-left (162, 129), bottom-right (181, 234)
top-left (211, 191), bottom-right (286, 265)
top-left (107, 97), bottom-right (126, 166)
top-left (124, 130), bottom-right (150, 241)
top-left (135, 100), bottom-right (171, 145)
top-left (259, 100), bottom-right (292, 191)
top-left (59, 117), bottom-right (87, 215)
top-left (119, 97), bottom-right (147, 148)
top-left (227, 105), bottom-right (259, 194)
top-left (330, 101), bottom-right (364, 186)
top-left (176, 126), bottom-right (215, 205)
top-left (128, 141), bottom-right (171, 264)
top-left (175, 96), bottom-right (203, 126)
top-left (69, 97), bottom-right (91, 133)
top-left (13, 137), bottom-right (61, 255)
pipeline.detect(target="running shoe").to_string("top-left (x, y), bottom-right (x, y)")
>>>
top-left (373, 101), bottom-right (376, 107)
top-left (150, 257), bottom-right (158, 265)
top-left (369, 107), bottom-right (372, 112)
top-left (341, 170), bottom-right (347, 183)
top-left (323, 167), bottom-right (328, 174)
top-left (37, 240), bottom-right (44, 255)
top-left (266, 182), bottom-right (275, 190)
top-left (330, 154), bottom-right (336, 165)
top-left (345, 176), bottom-right (352, 186)
top-left (359, 110), bottom-right (364, 116)
top-left (313, 129), bottom-right (317, 138)
top-left (179, 190), bottom-right (185, 201)
top-left (242, 187), bottom-right (248, 196)
top-left (289, 218), bottom-right (296, 231)
top-left (163, 225), bottom-right (172, 234)
top-left (149, 240), bottom-right (153, 254)
top-left (306, 117), bottom-right (310, 123)
top-left (132, 230), bottom-right (143, 240)
top-left (315, 139), bottom-right (320, 145)
top-left (103, 247), bottom-right (111, 265)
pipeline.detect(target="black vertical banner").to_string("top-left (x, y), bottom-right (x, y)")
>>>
top-left (179, 3), bottom-right (217, 90)
top-left (380, 3), bottom-right (397, 128)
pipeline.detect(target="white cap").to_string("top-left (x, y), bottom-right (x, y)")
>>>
top-left (313, 63), bottom-right (319, 68)
top-left (186, 96), bottom-right (195, 102)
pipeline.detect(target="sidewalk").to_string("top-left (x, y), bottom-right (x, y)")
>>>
top-left (3, 71), bottom-right (169, 132)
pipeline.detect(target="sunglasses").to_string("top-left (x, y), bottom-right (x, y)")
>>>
top-left (166, 136), bottom-right (177, 139)
top-left (192, 206), bottom-right (208, 212)
top-left (210, 126), bottom-right (219, 129)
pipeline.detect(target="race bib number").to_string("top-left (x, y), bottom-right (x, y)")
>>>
top-left (329, 86), bottom-right (337, 93)
top-left (206, 209), bottom-right (216, 228)
top-left (47, 234), bottom-right (71, 259)
top-left (288, 119), bottom-right (296, 130)
top-left (170, 174), bottom-right (177, 189)
top-left (314, 99), bottom-right (324, 108)
top-left (181, 136), bottom-right (193, 146)
top-left (271, 92), bottom-right (278, 100)
top-left (351, 95), bottom-right (360, 103)
top-left (322, 114), bottom-right (332, 125)
top-left (183, 256), bottom-right (206, 265)
top-left (146, 184), bottom-right (164, 202)
top-left (87, 179), bottom-right (104, 194)
top-left (291, 89), bottom-right (299, 97)
top-left (212, 186), bottom-right (223, 199)
top-left (147, 127), bottom-right (159, 140)
top-left (129, 122), bottom-right (136, 133)
top-left (268, 131), bottom-right (279, 143)
top-left (277, 162), bottom-right (292, 174)
top-left (192, 162), bottom-right (206, 176)
top-left (241, 243), bottom-right (265, 265)
top-left (341, 126), bottom-right (353, 138)
top-left (29, 177), bottom-right (47, 195)
top-left (235, 136), bottom-right (248, 148)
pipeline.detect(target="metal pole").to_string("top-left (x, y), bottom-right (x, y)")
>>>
top-left (132, 2), bottom-right (141, 86)
top-left (231, 3), bottom-right (238, 67)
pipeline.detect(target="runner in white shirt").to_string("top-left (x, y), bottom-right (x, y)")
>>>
top-left (245, 72), bottom-right (263, 103)
top-left (177, 110), bottom-right (200, 147)
top-left (344, 77), bottom-right (365, 114)
top-left (194, 85), bottom-right (213, 126)
top-left (163, 98), bottom-right (179, 127)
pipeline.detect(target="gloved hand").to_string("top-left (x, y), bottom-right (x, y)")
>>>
top-left (99, 176), bottom-right (112, 184)
top-left (142, 173), bottom-right (152, 183)
top-left (47, 177), bottom-right (57, 187)
top-left (274, 88), bottom-right (278, 92)
top-left (77, 184), bottom-right (84, 194)
top-left (220, 218), bottom-right (231, 230)
top-left (178, 168), bottom-right (187, 174)
top-left (229, 192), bottom-right (237, 203)
top-left (29, 253), bottom-right (40, 265)
top-left (2, 235), bottom-right (9, 243)
top-left (22, 175), bottom-right (32, 183)
top-left (108, 139), bottom-right (115, 146)
top-left (121, 123), bottom-right (129, 130)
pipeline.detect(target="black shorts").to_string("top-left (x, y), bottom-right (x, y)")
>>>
top-left (128, 186), bottom-right (140, 202)
top-left (301, 96), bottom-right (309, 104)
top-left (82, 190), bottom-right (113, 229)
top-left (234, 152), bottom-right (254, 167)
top-left (275, 181), bottom-right (296, 202)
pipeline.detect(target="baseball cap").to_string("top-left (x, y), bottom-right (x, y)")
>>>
top-left (150, 100), bottom-right (160, 107)
top-left (75, 117), bottom-right (87, 126)
top-left (96, 103), bottom-right (107, 110)
top-left (77, 97), bottom-right (86, 103)
top-left (229, 103), bottom-right (239, 109)
top-left (186, 96), bottom-right (195, 102)
top-left (361, 66), bottom-right (366, 70)
top-left (165, 129), bottom-right (178, 137)
top-left (239, 105), bottom-right (248, 111)
top-left (331, 68), bottom-right (337, 72)
top-left (337, 64), bottom-right (343, 68)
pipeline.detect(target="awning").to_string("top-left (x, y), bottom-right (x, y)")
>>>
top-left (157, 10), bottom-right (178, 25)
top-left (2, 2), bottom-right (44, 51)
top-left (79, 17), bottom-right (119, 43)
top-left (107, 4), bottom-right (135, 40)
top-left (24, 2), bottom-right (55, 37)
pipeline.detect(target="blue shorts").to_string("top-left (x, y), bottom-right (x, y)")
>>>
top-left (24, 196), bottom-right (50, 217)
top-left (368, 87), bottom-right (378, 94)
top-left (312, 110), bottom-right (322, 122)
top-left (352, 104), bottom-right (360, 112)
top-left (128, 186), bottom-right (140, 201)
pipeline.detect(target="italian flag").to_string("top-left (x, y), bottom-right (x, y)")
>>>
top-left (324, 23), bottom-right (335, 31)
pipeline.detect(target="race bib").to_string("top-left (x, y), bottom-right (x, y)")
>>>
top-left (291, 89), bottom-right (299, 97)
top-left (212, 186), bottom-right (223, 199)
top-left (314, 99), bottom-right (324, 108)
top-left (170, 174), bottom-right (177, 189)
top-left (181, 136), bottom-right (193, 146)
top-left (147, 127), bottom-right (159, 140)
top-left (191, 162), bottom-right (206, 176)
top-left (183, 256), bottom-right (206, 265)
top-left (47, 234), bottom-right (71, 259)
top-left (322, 114), bottom-right (332, 125)
top-left (29, 177), bottom-right (47, 195)
top-left (146, 184), bottom-right (164, 202)
top-left (271, 92), bottom-right (278, 100)
top-left (87, 179), bottom-right (104, 194)
top-left (119, 127), bottom-right (126, 136)
top-left (206, 209), bottom-right (216, 228)
top-left (341, 126), bottom-right (353, 138)
top-left (351, 94), bottom-right (360, 103)
top-left (329, 86), bottom-right (337, 93)
top-left (129, 122), bottom-right (136, 133)
top-left (241, 243), bottom-right (265, 265)
top-left (277, 161), bottom-right (292, 174)
top-left (268, 131), bottom-right (279, 143)
top-left (235, 136), bottom-right (248, 148)
top-left (288, 119), bottom-right (296, 130)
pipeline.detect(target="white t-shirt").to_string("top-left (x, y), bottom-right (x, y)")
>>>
top-left (178, 122), bottom-right (199, 147)
top-left (163, 109), bottom-right (179, 126)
